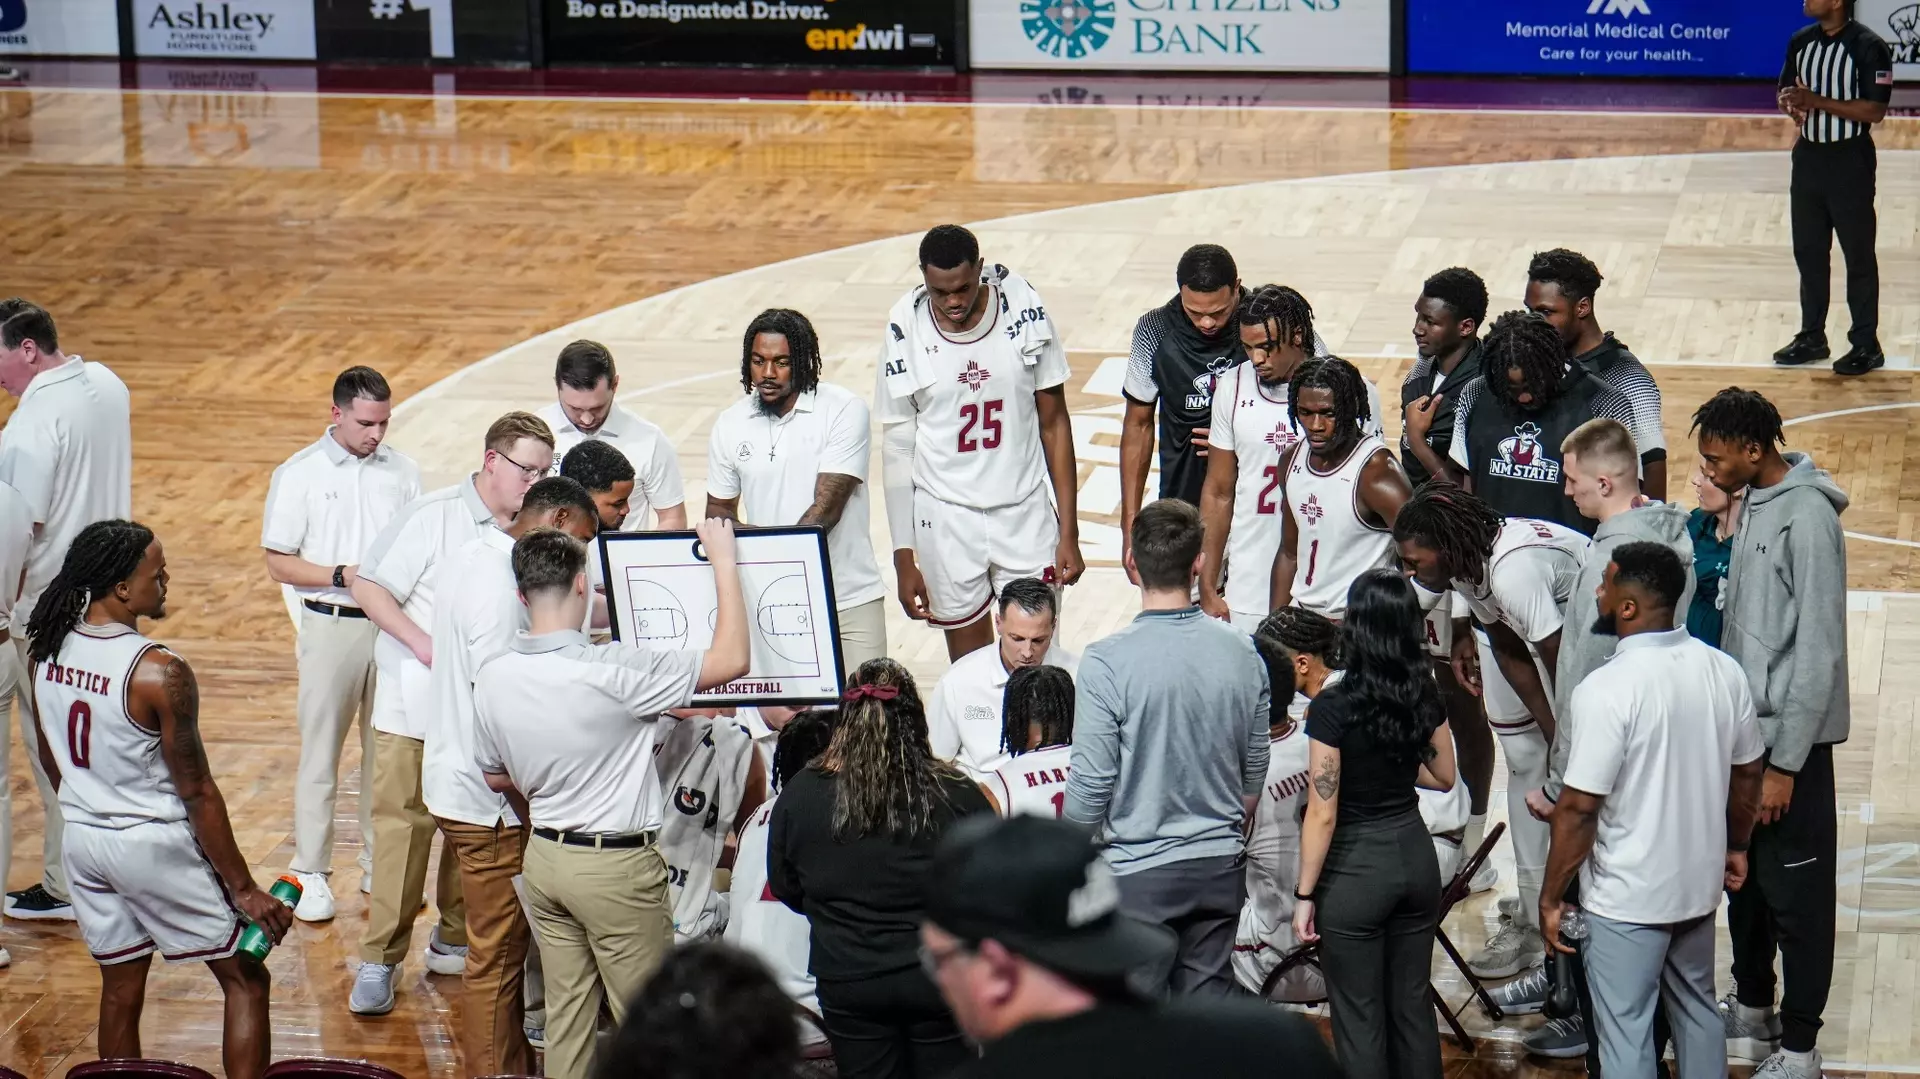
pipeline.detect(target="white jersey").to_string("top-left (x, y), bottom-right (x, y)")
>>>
top-left (1284, 435), bottom-right (1397, 620)
top-left (724, 795), bottom-right (825, 1044)
top-left (1454, 518), bottom-right (1590, 643)
top-left (987, 745), bottom-right (1073, 818)
top-left (655, 716), bottom-right (757, 942)
top-left (33, 622), bottom-right (185, 830)
top-left (1210, 362), bottom-right (1385, 615)
top-left (1232, 723), bottom-right (1317, 1001)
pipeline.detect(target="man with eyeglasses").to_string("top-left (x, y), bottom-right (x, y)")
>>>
top-left (345, 411), bottom-right (554, 1017)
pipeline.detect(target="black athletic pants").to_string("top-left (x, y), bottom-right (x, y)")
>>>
top-left (816, 967), bottom-right (973, 1079)
top-left (1791, 136), bottom-right (1880, 351)
top-left (1728, 744), bottom-right (1838, 1054)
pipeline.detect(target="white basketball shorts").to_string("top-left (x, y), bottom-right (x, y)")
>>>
top-left (1474, 628), bottom-right (1552, 734)
top-left (66, 818), bottom-right (246, 965)
top-left (911, 488), bottom-right (1059, 628)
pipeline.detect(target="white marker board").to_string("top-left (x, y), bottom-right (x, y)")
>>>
top-left (599, 527), bottom-right (844, 706)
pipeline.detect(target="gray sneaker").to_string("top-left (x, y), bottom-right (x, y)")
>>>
top-left (1720, 990), bottom-right (1782, 1063)
top-left (1752, 1048), bottom-right (1823, 1078)
top-left (1524, 1013), bottom-right (1588, 1059)
top-left (1468, 921), bottom-right (1545, 979)
top-left (350, 962), bottom-right (398, 1016)
top-left (1497, 895), bottom-right (1524, 921)
top-left (1488, 964), bottom-right (1549, 1015)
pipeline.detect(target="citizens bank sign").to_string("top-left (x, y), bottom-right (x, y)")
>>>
top-left (969, 0), bottom-right (1389, 71)
top-left (133, 0), bottom-right (317, 59)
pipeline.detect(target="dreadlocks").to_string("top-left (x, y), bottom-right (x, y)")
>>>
top-left (1690, 387), bottom-right (1784, 450)
top-left (1001, 664), bottom-right (1074, 755)
top-left (1237, 284), bottom-right (1314, 353)
top-left (28, 519), bottom-right (155, 666)
top-left (739, 308), bottom-right (823, 400)
top-left (1481, 309), bottom-right (1569, 411)
top-left (1288, 356), bottom-right (1371, 441)
top-left (1391, 480), bottom-right (1503, 588)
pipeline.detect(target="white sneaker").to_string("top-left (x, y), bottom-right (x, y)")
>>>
top-left (360, 869), bottom-right (373, 895)
top-left (1469, 861), bottom-right (1499, 895)
top-left (1752, 1048), bottom-right (1822, 1079)
top-left (424, 926), bottom-right (468, 976)
top-left (1497, 894), bottom-right (1523, 920)
top-left (1720, 991), bottom-right (1783, 1064)
top-left (0, 945), bottom-right (12, 968)
top-left (350, 962), bottom-right (398, 1016)
top-left (1467, 921), bottom-right (1546, 979)
top-left (293, 873), bottom-right (335, 923)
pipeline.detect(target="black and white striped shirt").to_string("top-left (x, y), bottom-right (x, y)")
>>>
top-left (1780, 21), bottom-right (1895, 144)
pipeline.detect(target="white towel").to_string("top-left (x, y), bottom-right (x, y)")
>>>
top-left (879, 264), bottom-right (1056, 404)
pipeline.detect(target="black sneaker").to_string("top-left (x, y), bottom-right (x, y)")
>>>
top-left (1833, 346), bottom-right (1886, 377)
top-left (5, 884), bottom-right (75, 921)
top-left (1772, 334), bottom-right (1830, 366)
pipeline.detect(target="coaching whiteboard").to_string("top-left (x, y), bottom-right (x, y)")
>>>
top-left (599, 527), bottom-right (845, 707)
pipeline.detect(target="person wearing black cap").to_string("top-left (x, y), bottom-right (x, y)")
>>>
top-left (920, 815), bottom-right (1341, 1079)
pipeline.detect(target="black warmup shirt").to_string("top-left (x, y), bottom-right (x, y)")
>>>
top-left (952, 998), bottom-right (1341, 1079)
top-left (1781, 20), bottom-right (1894, 145)
top-left (1449, 367), bottom-right (1636, 536)
top-left (1125, 296), bottom-right (1245, 505)
top-left (1399, 339), bottom-right (1484, 489)
top-left (1303, 684), bottom-right (1422, 826)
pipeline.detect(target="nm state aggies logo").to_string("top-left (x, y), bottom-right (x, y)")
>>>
top-left (1298, 494), bottom-right (1325, 524)
top-left (1184, 355), bottom-right (1236, 412)
top-left (1263, 421), bottom-right (1299, 454)
top-left (0, 0), bottom-right (25, 35)
top-left (956, 360), bottom-right (992, 391)
top-left (1021, 0), bottom-right (1116, 59)
top-left (673, 785), bottom-right (709, 816)
top-left (1490, 422), bottom-right (1562, 484)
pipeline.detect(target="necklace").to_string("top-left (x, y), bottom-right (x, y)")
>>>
top-left (766, 412), bottom-right (791, 461)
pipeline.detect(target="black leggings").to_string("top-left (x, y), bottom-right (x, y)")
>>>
top-left (816, 967), bottom-right (973, 1079)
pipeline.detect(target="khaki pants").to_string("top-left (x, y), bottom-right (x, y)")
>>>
top-left (523, 837), bottom-right (672, 1079)
top-left (11, 633), bottom-right (65, 900)
top-left (836, 597), bottom-right (887, 672)
top-left (362, 731), bottom-right (466, 965)
top-left (292, 609), bottom-right (378, 876)
top-left (438, 817), bottom-right (534, 1078)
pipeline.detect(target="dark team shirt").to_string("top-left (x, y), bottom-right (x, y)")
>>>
top-left (1449, 368), bottom-right (1637, 536)
top-left (1780, 20), bottom-right (1895, 144)
top-left (1124, 297), bottom-right (1245, 506)
top-left (1399, 338), bottom-right (1484, 489)
top-left (1573, 333), bottom-right (1666, 467)
top-left (951, 998), bottom-right (1341, 1079)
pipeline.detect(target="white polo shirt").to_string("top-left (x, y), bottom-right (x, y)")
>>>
top-left (538, 401), bottom-right (686, 528)
top-left (423, 528), bottom-right (524, 827)
top-left (1564, 628), bottom-right (1765, 925)
top-left (706, 383), bottom-right (885, 610)
top-left (261, 429), bottom-right (421, 607)
top-left (0, 481), bottom-right (32, 630)
top-left (359, 474), bottom-right (497, 739)
top-left (927, 643), bottom-right (1080, 780)
top-left (0, 357), bottom-right (133, 635)
top-left (473, 628), bottom-right (705, 834)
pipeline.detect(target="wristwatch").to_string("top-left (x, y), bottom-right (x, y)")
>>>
top-left (332, 565), bottom-right (347, 589)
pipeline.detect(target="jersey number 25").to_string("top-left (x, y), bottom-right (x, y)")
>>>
top-left (958, 400), bottom-right (1004, 453)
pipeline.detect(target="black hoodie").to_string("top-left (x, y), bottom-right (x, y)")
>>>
top-left (1125, 295), bottom-right (1245, 506)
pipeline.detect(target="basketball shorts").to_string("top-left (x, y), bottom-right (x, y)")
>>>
top-left (66, 818), bottom-right (246, 965)
top-left (1474, 628), bottom-right (1552, 734)
top-left (912, 488), bottom-right (1059, 628)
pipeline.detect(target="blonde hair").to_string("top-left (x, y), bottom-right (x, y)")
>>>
top-left (484, 411), bottom-right (555, 455)
top-left (1560, 418), bottom-right (1637, 482)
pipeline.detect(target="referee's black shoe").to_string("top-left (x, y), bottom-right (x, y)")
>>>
top-left (1833, 345), bottom-right (1886, 377)
top-left (1772, 333), bottom-right (1830, 366)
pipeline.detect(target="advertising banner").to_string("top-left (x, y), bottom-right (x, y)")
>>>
top-left (1855, 1), bottom-right (1920, 81)
top-left (132, 0), bottom-right (318, 60)
top-left (0, 0), bottom-right (120, 57)
top-left (543, 0), bottom-right (954, 66)
top-left (1406, 0), bottom-right (1811, 79)
top-left (968, 0), bottom-right (1389, 72)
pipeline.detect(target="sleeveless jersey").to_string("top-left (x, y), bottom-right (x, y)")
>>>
top-left (988, 745), bottom-right (1073, 818)
top-left (1232, 723), bottom-right (1316, 1000)
top-left (655, 716), bottom-right (756, 942)
top-left (722, 794), bottom-right (823, 1033)
top-left (1455, 517), bottom-right (1590, 642)
top-left (1284, 434), bottom-right (1397, 620)
top-left (33, 622), bottom-right (185, 829)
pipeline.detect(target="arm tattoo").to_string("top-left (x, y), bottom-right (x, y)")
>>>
top-left (161, 657), bottom-right (212, 789)
top-left (798, 473), bottom-right (860, 529)
top-left (1312, 757), bottom-right (1341, 801)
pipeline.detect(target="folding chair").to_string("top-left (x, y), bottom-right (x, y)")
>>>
top-left (66, 1063), bottom-right (215, 1079)
top-left (261, 1059), bottom-right (406, 1079)
top-left (1431, 820), bottom-right (1510, 1051)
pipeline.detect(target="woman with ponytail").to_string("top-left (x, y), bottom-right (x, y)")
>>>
top-left (768, 658), bottom-right (991, 1079)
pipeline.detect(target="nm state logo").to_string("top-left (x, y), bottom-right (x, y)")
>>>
top-left (1183, 355), bottom-right (1236, 411)
top-left (1263, 421), bottom-right (1299, 454)
top-left (1022, 0), bottom-right (1116, 60)
top-left (0, 0), bottom-right (25, 35)
top-left (956, 360), bottom-right (992, 391)
top-left (1489, 423), bottom-right (1561, 484)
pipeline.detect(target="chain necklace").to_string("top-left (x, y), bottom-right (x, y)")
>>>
top-left (766, 410), bottom-right (792, 461)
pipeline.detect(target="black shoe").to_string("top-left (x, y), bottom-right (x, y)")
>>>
top-left (4, 884), bottom-right (75, 921)
top-left (1773, 334), bottom-right (1830, 366)
top-left (1833, 346), bottom-right (1886, 377)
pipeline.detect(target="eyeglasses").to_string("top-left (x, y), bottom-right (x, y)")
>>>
top-left (492, 448), bottom-right (547, 481)
top-left (918, 941), bottom-right (972, 981)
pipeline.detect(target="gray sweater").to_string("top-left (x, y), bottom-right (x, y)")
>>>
top-left (1721, 453), bottom-right (1850, 773)
top-left (1064, 607), bottom-right (1269, 874)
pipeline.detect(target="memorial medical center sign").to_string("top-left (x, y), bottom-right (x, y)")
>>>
top-left (969, 0), bottom-right (1390, 72)
top-left (1407, 0), bottom-right (1813, 77)
top-left (545, 0), bottom-right (953, 64)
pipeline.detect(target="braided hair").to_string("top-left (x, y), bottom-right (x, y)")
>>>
top-left (1237, 284), bottom-right (1314, 353)
top-left (739, 308), bottom-right (823, 400)
top-left (1690, 387), bottom-right (1784, 450)
top-left (1000, 664), bottom-right (1075, 755)
top-left (1390, 480), bottom-right (1503, 589)
top-left (1288, 356), bottom-right (1371, 443)
top-left (1481, 309), bottom-right (1569, 411)
top-left (1256, 606), bottom-right (1342, 668)
top-left (28, 520), bottom-right (155, 666)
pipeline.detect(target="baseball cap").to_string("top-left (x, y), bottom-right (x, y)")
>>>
top-left (923, 815), bottom-right (1174, 988)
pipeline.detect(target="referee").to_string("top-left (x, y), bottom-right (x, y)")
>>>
top-left (1773, 0), bottom-right (1894, 377)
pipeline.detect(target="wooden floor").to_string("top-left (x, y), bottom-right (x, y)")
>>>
top-left (1, 82), bottom-right (1919, 1077)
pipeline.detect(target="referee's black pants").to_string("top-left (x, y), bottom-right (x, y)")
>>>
top-left (1791, 136), bottom-right (1880, 351)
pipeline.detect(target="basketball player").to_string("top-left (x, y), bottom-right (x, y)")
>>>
top-left (983, 664), bottom-right (1075, 818)
top-left (26, 521), bottom-right (292, 1079)
top-left (877, 225), bottom-right (1084, 660)
top-left (1393, 482), bottom-right (1588, 983)
top-left (655, 711), bottom-right (766, 942)
top-left (927, 577), bottom-right (1079, 780)
top-left (1197, 286), bottom-right (1375, 629)
top-left (0, 298), bottom-right (133, 923)
top-left (559, 440), bottom-right (635, 532)
top-left (538, 340), bottom-right (687, 530)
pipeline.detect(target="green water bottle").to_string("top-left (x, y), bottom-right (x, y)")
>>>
top-left (236, 875), bottom-right (302, 962)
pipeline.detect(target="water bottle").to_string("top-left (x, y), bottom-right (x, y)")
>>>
top-left (1543, 909), bottom-right (1588, 1019)
top-left (236, 875), bottom-right (302, 962)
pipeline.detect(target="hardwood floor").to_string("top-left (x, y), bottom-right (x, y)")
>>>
top-left (0, 83), bottom-right (1916, 1076)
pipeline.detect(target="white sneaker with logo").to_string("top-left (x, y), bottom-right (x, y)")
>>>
top-left (293, 873), bottom-right (335, 923)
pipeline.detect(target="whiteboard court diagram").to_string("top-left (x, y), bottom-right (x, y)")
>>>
top-left (600, 527), bottom-right (846, 706)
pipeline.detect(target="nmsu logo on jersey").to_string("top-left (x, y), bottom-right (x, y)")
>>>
top-left (1184, 355), bottom-right (1236, 412)
top-left (1489, 422), bottom-right (1561, 484)
top-left (1021, 0), bottom-right (1116, 59)
top-left (673, 785), bottom-right (709, 816)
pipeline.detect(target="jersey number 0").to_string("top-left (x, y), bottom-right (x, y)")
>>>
top-left (67, 700), bottom-right (92, 770)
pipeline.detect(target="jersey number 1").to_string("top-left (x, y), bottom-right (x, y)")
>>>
top-left (67, 701), bottom-right (92, 770)
top-left (958, 400), bottom-right (1004, 453)
top-left (1050, 790), bottom-right (1065, 819)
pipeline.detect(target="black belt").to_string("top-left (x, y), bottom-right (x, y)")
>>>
top-left (303, 599), bottom-right (368, 619)
top-left (532, 827), bottom-right (657, 850)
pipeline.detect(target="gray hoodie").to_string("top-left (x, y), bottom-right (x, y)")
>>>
top-left (1545, 500), bottom-right (1697, 800)
top-left (1720, 452), bottom-right (1850, 774)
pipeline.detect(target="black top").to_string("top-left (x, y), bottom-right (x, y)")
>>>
top-left (767, 764), bottom-right (993, 983)
top-left (1780, 21), bottom-right (1894, 145)
top-left (1453, 366), bottom-right (1636, 536)
top-left (1126, 296), bottom-right (1245, 505)
top-left (1399, 338), bottom-right (1484, 489)
top-left (951, 998), bottom-right (1341, 1079)
top-left (1573, 333), bottom-right (1665, 467)
top-left (1304, 683), bottom-right (1421, 825)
